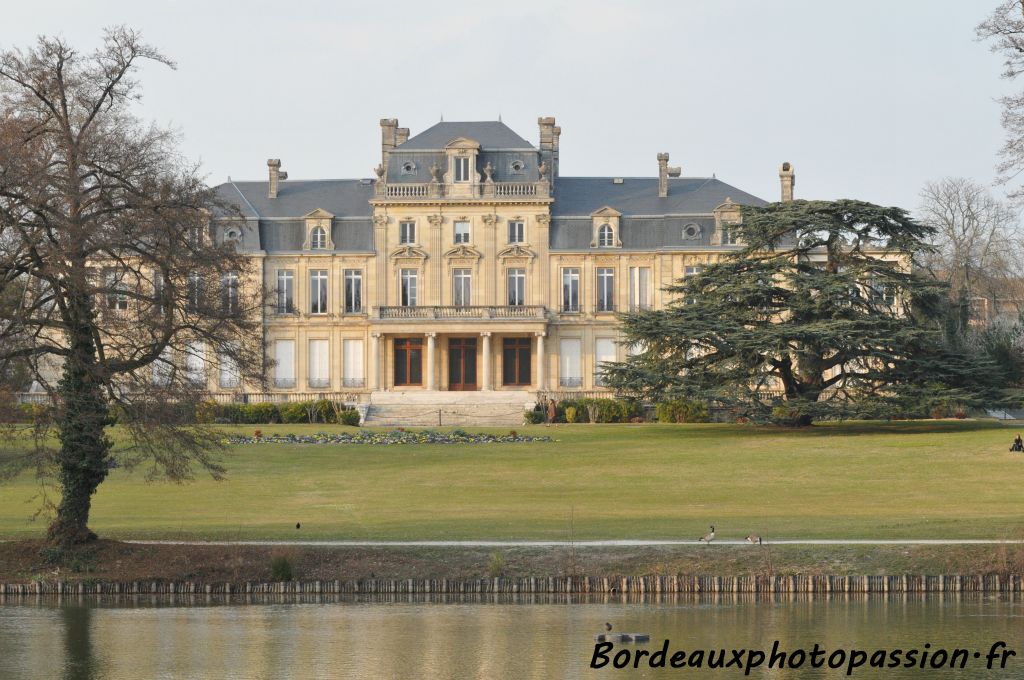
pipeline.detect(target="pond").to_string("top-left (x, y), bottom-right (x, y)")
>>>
top-left (1, 593), bottom-right (1022, 678)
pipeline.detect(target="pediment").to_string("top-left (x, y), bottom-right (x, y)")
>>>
top-left (303, 208), bottom-right (335, 220)
top-left (443, 244), bottom-right (483, 259)
top-left (497, 244), bottom-right (536, 260)
top-left (444, 137), bottom-right (481, 150)
top-left (389, 245), bottom-right (429, 260)
top-left (713, 197), bottom-right (739, 213)
top-left (591, 206), bottom-right (622, 218)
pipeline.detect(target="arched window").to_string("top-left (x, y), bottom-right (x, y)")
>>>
top-left (310, 226), bottom-right (327, 249)
top-left (598, 224), bottom-right (615, 247)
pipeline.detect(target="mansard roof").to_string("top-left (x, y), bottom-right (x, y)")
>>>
top-left (217, 179), bottom-right (374, 219)
top-left (397, 121), bottom-right (535, 150)
top-left (551, 177), bottom-right (766, 217)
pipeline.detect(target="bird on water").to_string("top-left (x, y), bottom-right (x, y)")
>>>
top-left (699, 525), bottom-right (716, 543)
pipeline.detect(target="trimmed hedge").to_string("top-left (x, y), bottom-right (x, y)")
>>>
top-left (655, 399), bottom-right (710, 423)
top-left (196, 399), bottom-right (360, 426)
top-left (532, 398), bottom-right (643, 424)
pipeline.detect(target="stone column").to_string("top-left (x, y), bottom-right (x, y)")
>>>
top-left (369, 332), bottom-right (381, 390)
top-left (535, 332), bottom-right (546, 391)
top-left (426, 332), bottom-right (437, 391)
top-left (481, 332), bottom-right (492, 391)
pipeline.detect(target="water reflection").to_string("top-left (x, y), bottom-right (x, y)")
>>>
top-left (0, 593), bottom-right (1021, 679)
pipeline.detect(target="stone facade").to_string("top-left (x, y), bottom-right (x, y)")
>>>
top-left (212, 117), bottom-right (786, 402)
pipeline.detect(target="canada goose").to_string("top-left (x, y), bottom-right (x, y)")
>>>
top-left (699, 525), bottom-right (716, 543)
top-left (605, 622), bottom-right (613, 632)
top-left (296, 522), bottom-right (301, 530)
top-left (745, 534), bottom-right (762, 545)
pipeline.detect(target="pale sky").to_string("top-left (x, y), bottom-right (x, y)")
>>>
top-left (1, 0), bottom-right (1013, 211)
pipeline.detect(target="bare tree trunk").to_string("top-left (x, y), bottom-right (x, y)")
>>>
top-left (48, 298), bottom-right (111, 546)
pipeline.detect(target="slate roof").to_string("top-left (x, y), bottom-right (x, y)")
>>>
top-left (216, 180), bottom-right (375, 219)
top-left (551, 177), bottom-right (767, 217)
top-left (397, 121), bottom-right (535, 150)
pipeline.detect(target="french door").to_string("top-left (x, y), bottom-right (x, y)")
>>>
top-left (394, 338), bottom-right (423, 386)
top-left (448, 338), bottom-right (477, 391)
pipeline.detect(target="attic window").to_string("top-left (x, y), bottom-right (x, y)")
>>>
top-left (612, 178), bottom-right (624, 185)
top-left (597, 224), bottom-right (615, 248)
top-left (310, 226), bottom-right (328, 250)
top-left (224, 227), bottom-right (241, 243)
top-left (509, 160), bottom-right (525, 174)
top-left (401, 161), bottom-right (417, 175)
top-left (682, 223), bottom-right (701, 240)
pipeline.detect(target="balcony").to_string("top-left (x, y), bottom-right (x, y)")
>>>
top-left (375, 180), bottom-right (550, 201)
top-left (376, 305), bottom-right (548, 320)
top-left (559, 377), bottom-right (583, 388)
top-left (274, 378), bottom-right (296, 389)
top-left (342, 378), bottom-right (365, 388)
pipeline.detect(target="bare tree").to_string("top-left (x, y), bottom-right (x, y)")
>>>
top-left (918, 177), bottom-right (1024, 323)
top-left (978, 1), bottom-right (1024, 198)
top-left (0, 28), bottom-right (264, 545)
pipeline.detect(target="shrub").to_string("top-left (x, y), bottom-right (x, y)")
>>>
top-left (270, 555), bottom-right (294, 581)
top-left (487, 551), bottom-right (506, 578)
top-left (564, 406), bottom-right (578, 423)
top-left (279, 402), bottom-right (309, 424)
top-left (340, 407), bottom-right (361, 426)
top-left (524, 409), bottom-right (545, 425)
top-left (656, 399), bottom-right (710, 423)
top-left (312, 399), bottom-right (338, 424)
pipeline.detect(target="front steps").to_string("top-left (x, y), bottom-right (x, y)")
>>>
top-left (362, 390), bottom-right (536, 427)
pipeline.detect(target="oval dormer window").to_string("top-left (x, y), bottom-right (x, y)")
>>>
top-left (401, 161), bottom-right (417, 175)
top-left (683, 223), bottom-right (701, 240)
top-left (224, 227), bottom-right (241, 242)
top-left (510, 160), bottom-right (525, 174)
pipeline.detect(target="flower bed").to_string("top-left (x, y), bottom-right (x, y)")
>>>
top-left (228, 428), bottom-right (553, 446)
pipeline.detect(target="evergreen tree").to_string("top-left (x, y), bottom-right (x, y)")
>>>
top-left (603, 200), bottom-right (1002, 424)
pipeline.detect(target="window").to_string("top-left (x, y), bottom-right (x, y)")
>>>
top-left (683, 223), bottom-right (701, 240)
top-left (343, 270), bottom-right (362, 313)
top-left (400, 221), bottom-right (416, 244)
top-left (502, 337), bottom-right (531, 386)
top-left (559, 338), bottom-right (582, 388)
top-left (276, 270), bottom-right (295, 314)
top-left (343, 339), bottom-right (365, 388)
top-left (187, 272), bottom-right (202, 313)
top-left (684, 266), bottom-right (703, 305)
top-left (308, 339), bottom-right (330, 388)
top-left (401, 161), bottom-right (416, 175)
top-left (721, 225), bottom-right (739, 245)
top-left (454, 156), bottom-right (470, 182)
top-left (629, 267), bottom-right (652, 311)
top-left (393, 338), bottom-right (423, 386)
top-left (454, 221), bottom-right (470, 244)
top-left (509, 159), bottom-right (525, 174)
top-left (310, 226), bottom-right (327, 250)
top-left (561, 268), bottom-right (580, 312)
top-left (596, 268), bottom-right (615, 312)
top-left (507, 268), bottom-right (526, 306)
top-left (104, 269), bottom-right (128, 311)
top-left (221, 271), bottom-right (239, 316)
top-left (400, 269), bottom-right (418, 307)
top-left (152, 347), bottom-right (173, 387)
top-left (218, 343), bottom-right (240, 389)
top-left (598, 224), bottom-right (615, 248)
top-left (508, 220), bottom-right (525, 244)
top-left (868, 276), bottom-right (896, 308)
top-left (274, 340), bottom-right (295, 388)
top-left (152, 271), bottom-right (165, 316)
top-left (453, 268), bottom-right (472, 307)
top-left (309, 270), bottom-right (328, 314)
top-left (184, 342), bottom-right (206, 385)
top-left (595, 338), bottom-right (617, 387)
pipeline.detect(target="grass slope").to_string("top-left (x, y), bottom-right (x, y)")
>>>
top-left (1, 421), bottom-right (1022, 541)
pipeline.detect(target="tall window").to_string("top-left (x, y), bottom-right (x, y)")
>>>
top-left (629, 267), bottom-right (652, 311)
top-left (561, 268), bottom-right (580, 312)
top-left (276, 270), bottom-right (295, 313)
top-left (683, 265), bottom-right (703, 305)
top-left (454, 221), bottom-right (470, 244)
top-left (104, 269), bottom-right (128, 311)
top-left (559, 338), bottom-right (582, 388)
top-left (344, 269), bottom-right (362, 313)
top-left (508, 220), bottom-right (525, 244)
top-left (400, 221), bottom-right (416, 244)
top-left (308, 339), bottom-right (330, 388)
top-left (152, 347), bottom-right (173, 386)
top-left (594, 338), bottom-right (616, 387)
top-left (184, 342), bottom-right (206, 385)
top-left (343, 339), bottom-right (365, 388)
top-left (274, 340), bottom-right (295, 388)
top-left (454, 156), bottom-right (470, 182)
top-left (721, 225), bottom-right (738, 245)
top-left (596, 268), bottom-right (615, 312)
top-left (309, 270), bottom-right (328, 314)
top-left (598, 224), bottom-right (615, 247)
top-left (507, 268), bottom-right (526, 306)
top-left (502, 337), bottom-right (531, 386)
top-left (187, 272), bottom-right (202, 313)
top-left (218, 343), bottom-right (240, 389)
top-left (221, 271), bottom-right (239, 316)
top-left (400, 269), bottom-right (418, 307)
top-left (453, 269), bottom-right (472, 306)
top-left (394, 338), bottom-right (423, 386)
top-left (310, 226), bottom-right (327, 249)
top-left (152, 271), bottom-right (165, 316)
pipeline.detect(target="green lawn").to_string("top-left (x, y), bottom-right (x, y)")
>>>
top-left (1, 421), bottom-right (1023, 541)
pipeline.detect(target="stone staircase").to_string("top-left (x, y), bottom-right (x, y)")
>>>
top-left (362, 390), bottom-right (536, 427)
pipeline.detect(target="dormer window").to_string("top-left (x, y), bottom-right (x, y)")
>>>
top-left (683, 223), bottom-right (701, 240)
top-left (401, 161), bottom-right (417, 175)
top-left (224, 227), bottom-right (241, 244)
top-left (310, 226), bottom-right (328, 249)
top-left (598, 224), bottom-right (615, 248)
top-left (510, 160), bottom-right (525, 175)
top-left (454, 157), bottom-right (470, 182)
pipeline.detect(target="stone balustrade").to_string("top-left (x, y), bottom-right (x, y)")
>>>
top-left (376, 181), bottom-right (550, 200)
top-left (376, 305), bottom-right (547, 320)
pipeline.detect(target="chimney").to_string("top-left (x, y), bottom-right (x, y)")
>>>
top-left (779, 162), bottom-right (795, 202)
top-left (380, 118), bottom-right (398, 165)
top-left (267, 159), bottom-right (287, 199)
top-left (657, 152), bottom-right (681, 198)
top-left (396, 127), bottom-right (410, 146)
top-left (538, 116), bottom-right (560, 181)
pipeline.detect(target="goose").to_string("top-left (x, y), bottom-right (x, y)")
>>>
top-left (745, 534), bottom-right (762, 545)
top-left (604, 622), bottom-right (613, 632)
top-left (699, 525), bottom-right (716, 543)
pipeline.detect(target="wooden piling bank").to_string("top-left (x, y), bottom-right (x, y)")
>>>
top-left (1, 574), bottom-right (1021, 597)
